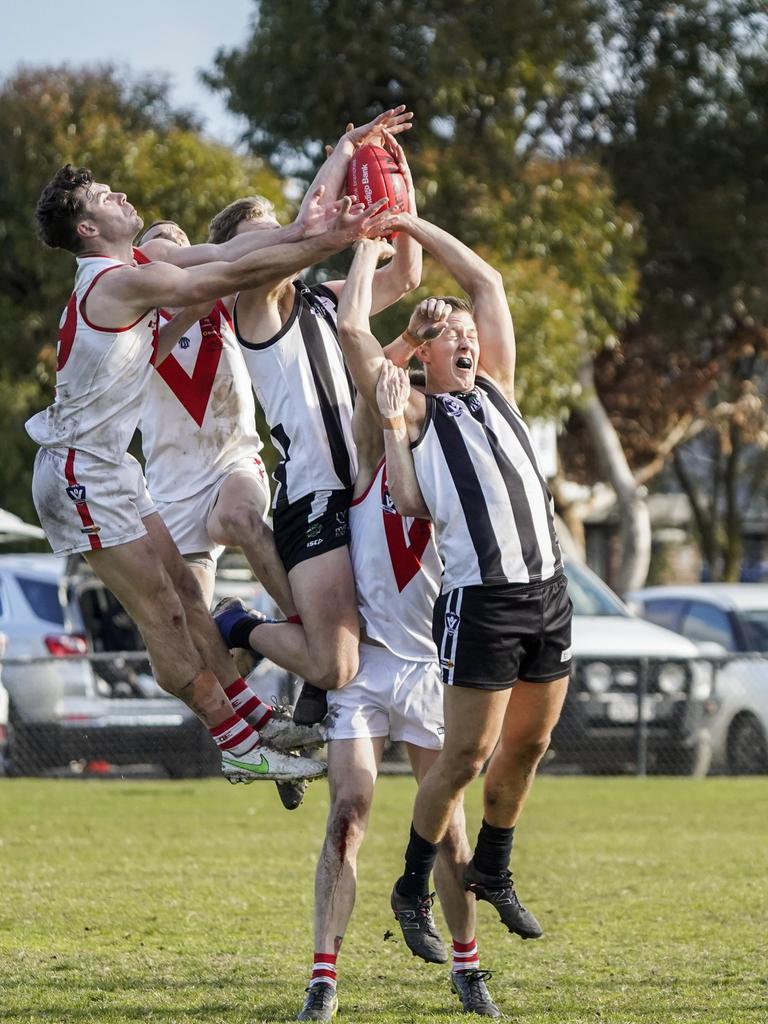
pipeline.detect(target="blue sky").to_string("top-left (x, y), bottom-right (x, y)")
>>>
top-left (0, 0), bottom-right (255, 143)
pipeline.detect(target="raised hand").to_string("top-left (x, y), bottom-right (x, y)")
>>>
top-left (406, 297), bottom-right (453, 345)
top-left (328, 195), bottom-right (390, 246)
top-left (380, 127), bottom-right (414, 197)
top-left (355, 236), bottom-right (396, 263)
top-left (376, 359), bottom-right (411, 419)
top-left (344, 105), bottom-right (414, 149)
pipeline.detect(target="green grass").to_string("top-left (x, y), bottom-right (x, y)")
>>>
top-left (0, 777), bottom-right (765, 1023)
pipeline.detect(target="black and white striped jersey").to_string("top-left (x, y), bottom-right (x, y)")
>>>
top-left (234, 281), bottom-right (358, 509)
top-left (411, 375), bottom-right (562, 591)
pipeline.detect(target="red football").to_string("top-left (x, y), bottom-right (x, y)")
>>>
top-left (346, 144), bottom-right (409, 235)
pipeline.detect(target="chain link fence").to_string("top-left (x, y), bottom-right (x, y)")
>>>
top-left (1, 649), bottom-right (767, 778)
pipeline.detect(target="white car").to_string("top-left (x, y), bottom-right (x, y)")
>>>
top-left (551, 562), bottom-right (714, 775)
top-left (628, 584), bottom-right (768, 774)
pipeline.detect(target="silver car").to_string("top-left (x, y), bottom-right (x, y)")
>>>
top-left (0, 553), bottom-right (217, 776)
top-left (628, 584), bottom-right (768, 774)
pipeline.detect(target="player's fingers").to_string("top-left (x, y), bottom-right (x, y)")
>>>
top-left (338, 195), bottom-right (353, 215)
top-left (325, 144), bottom-right (334, 158)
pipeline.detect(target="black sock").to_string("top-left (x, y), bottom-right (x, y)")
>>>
top-left (230, 616), bottom-right (262, 650)
top-left (396, 824), bottom-right (439, 897)
top-left (473, 819), bottom-right (515, 877)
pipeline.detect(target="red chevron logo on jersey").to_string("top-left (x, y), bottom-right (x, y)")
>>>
top-left (154, 305), bottom-right (226, 427)
top-left (380, 467), bottom-right (432, 592)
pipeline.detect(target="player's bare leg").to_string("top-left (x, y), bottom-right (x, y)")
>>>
top-left (84, 529), bottom-right (230, 727)
top-left (412, 687), bottom-right (510, 844)
top-left (217, 547), bottom-right (359, 689)
top-left (407, 744), bottom-right (475, 945)
top-left (483, 677), bottom-right (569, 827)
top-left (313, 736), bottom-right (384, 954)
top-left (207, 470), bottom-right (297, 617)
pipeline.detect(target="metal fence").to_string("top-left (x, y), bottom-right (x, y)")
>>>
top-left (1, 651), bottom-right (767, 778)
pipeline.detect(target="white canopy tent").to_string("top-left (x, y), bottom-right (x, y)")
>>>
top-left (0, 508), bottom-right (45, 543)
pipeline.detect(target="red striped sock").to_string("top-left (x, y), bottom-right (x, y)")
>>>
top-left (210, 714), bottom-right (259, 756)
top-left (224, 678), bottom-right (272, 729)
top-left (452, 937), bottom-right (480, 973)
top-left (310, 952), bottom-right (337, 988)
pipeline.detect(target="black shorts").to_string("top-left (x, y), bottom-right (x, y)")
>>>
top-left (273, 488), bottom-right (353, 573)
top-left (433, 573), bottom-right (573, 690)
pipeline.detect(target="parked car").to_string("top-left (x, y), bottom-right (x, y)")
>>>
top-left (627, 584), bottom-right (768, 774)
top-left (549, 562), bottom-right (714, 775)
top-left (0, 553), bottom-right (220, 776)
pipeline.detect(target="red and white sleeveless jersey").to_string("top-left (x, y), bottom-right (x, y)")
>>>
top-left (349, 459), bottom-right (442, 662)
top-left (139, 301), bottom-right (263, 503)
top-left (26, 254), bottom-right (158, 464)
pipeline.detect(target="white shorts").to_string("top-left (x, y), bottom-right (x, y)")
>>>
top-left (327, 643), bottom-right (444, 749)
top-left (153, 456), bottom-right (271, 559)
top-left (32, 448), bottom-right (155, 555)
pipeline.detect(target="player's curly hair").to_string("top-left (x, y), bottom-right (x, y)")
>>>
top-left (35, 165), bottom-right (94, 253)
top-left (208, 196), bottom-right (276, 244)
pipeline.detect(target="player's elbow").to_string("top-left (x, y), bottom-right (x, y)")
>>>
top-left (472, 266), bottom-right (504, 297)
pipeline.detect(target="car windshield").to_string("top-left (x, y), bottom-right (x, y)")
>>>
top-left (566, 561), bottom-right (629, 617)
top-left (739, 610), bottom-right (768, 652)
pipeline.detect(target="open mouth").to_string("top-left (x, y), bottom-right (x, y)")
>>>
top-left (456, 356), bottom-right (473, 370)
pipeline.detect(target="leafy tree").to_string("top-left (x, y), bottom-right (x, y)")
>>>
top-left (206, 0), bottom-right (653, 585)
top-left (0, 65), bottom-right (286, 523)
top-left (578, 0), bottom-right (768, 579)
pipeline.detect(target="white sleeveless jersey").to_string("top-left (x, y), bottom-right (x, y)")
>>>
top-left (139, 300), bottom-right (263, 502)
top-left (235, 282), bottom-right (358, 509)
top-left (26, 253), bottom-right (158, 464)
top-left (350, 459), bottom-right (442, 661)
top-left (411, 375), bottom-right (562, 592)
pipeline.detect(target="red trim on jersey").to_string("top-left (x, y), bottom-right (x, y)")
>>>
top-left (132, 247), bottom-right (152, 266)
top-left (217, 299), bottom-right (234, 330)
top-left (380, 465), bottom-right (431, 592)
top-left (153, 305), bottom-right (226, 427)
top-left (64, 449), bottom-right (103, 551)
top-left (351, 457), bottom-right (385, 507)
top-left (57, 294), bottom-right (78, 371)
top-left (78, 264), bottom-right (152, 334)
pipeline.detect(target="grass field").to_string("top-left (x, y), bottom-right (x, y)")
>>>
top-left (0, 776), bottom-right (765, 1024)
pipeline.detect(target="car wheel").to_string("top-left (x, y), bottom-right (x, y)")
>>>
top-left (726, 713), bottom-right (768, 775)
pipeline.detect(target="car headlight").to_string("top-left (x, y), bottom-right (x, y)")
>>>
top-left (584, 662), bottom-right (613, 693)
top-left (657, 662), bottom-right (687, 694)
top-left (689, 660), bottom-right (714, 700)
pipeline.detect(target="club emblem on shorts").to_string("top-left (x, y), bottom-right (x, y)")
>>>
top-left (334, 510), bottom-right (348, 538)
top-left (178, 336), bottom-right (191, 349)
top-left (445, 611), bottom-right (460, 635)
top-left (440, 396), bottom-right (464, 417)
top-left (65, 484), bottom-right (86, 502)
top-left (80, 525), bottom-right (101, 536)
top-left (307, 523), bottom-right (323, 540)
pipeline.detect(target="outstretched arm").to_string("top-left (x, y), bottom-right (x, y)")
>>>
top-left (92, 199), bottom-right (387, 323)
top-left (138, 186), bottom-right (337, 268)
top-left (376, 361), bottom-right (429, 519)
top-left (370, 212), bottom-right (516, 394)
